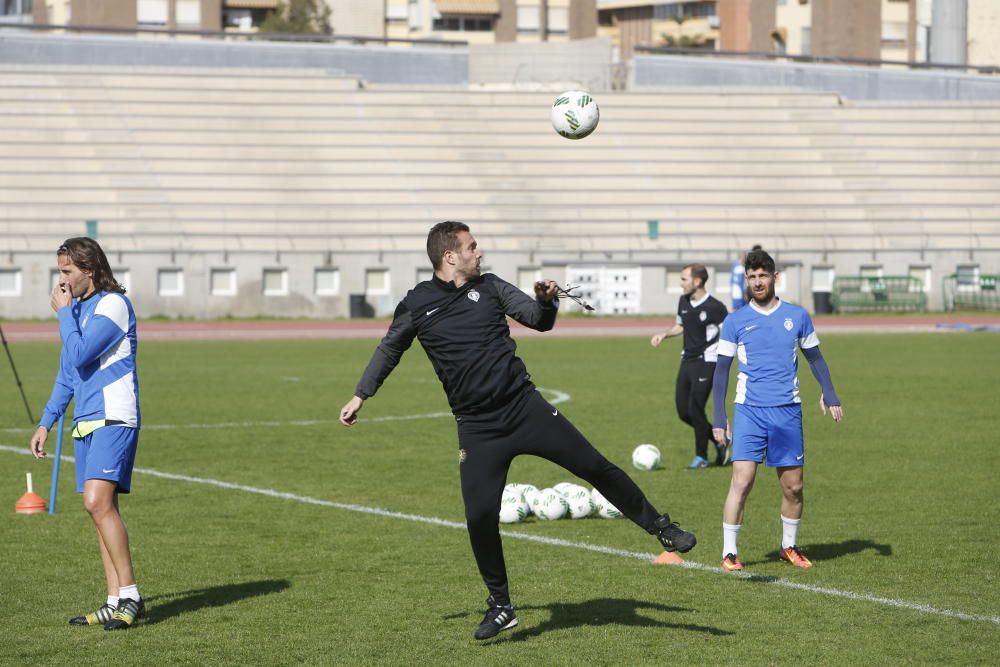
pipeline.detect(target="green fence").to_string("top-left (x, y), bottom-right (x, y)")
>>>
top-left (831, 276), bottom-right (927, 313)
top-left (943, 274), bottom-right (1000, 311)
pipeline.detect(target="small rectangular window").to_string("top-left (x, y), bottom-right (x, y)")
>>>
top-left (263, 268), bottom-right (288, 296)
top-left (908, 266), bottom-right (931, 293)
top-left (812, 266), bottom-right (835, 292)
top-left (314, 268), bottom-right (340, 296)
top-left (158, 268), bottom-right (184, 296)
top-left (0, 268), bottom-right (22, 296)
top-left (517, 5), bottom-right (539, 32)
top-left (366, 268), bottom-right (390, 295)
top-left (210, 268), bottom-right (237, 296)
top-left (518, 267), bottom-right (541, 294)
top-left (665, 269), bottom-right (682, 294)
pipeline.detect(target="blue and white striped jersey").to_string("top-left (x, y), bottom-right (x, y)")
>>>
top-left (717, 298), bottom-right (819, 407)
top-left (40, 290), bottom-right (140, 431)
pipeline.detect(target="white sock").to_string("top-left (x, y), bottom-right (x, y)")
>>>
top-left (119, 584), bottom-right (141, 602)
top-left (106, 595), bottom-right (119, 608)
top-left (723, 522), bottom-right (741, 557)
top-left (781, 514), bottom-right (801, 549)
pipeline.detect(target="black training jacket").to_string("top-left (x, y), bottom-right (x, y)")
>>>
top-left (354, 273), bottom-right (558, 415)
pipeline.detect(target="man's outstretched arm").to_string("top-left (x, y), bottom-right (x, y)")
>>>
top-left (711, 354), bottom-right (734, 444)
top-left (801, 346), bottom-right (844, 422)
top-left (340, 303), bottom-right (417, 427)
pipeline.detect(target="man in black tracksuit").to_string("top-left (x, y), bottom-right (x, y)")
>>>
top-left (340, 221), bottom-right (697, 641)
top-left (651, 264), bottom-right (730, 468)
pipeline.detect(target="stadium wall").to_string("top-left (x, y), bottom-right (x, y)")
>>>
top-left (0, 32), bottom-right (468, 85)
top-left (631, 54), bottom-right (1000, 101)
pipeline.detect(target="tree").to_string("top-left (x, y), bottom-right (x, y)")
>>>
top-left (260, 0), bottom-right (332, 35)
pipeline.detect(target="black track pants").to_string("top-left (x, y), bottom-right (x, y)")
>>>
top-left (674, 358), bottom-right (716, 460)
top-left (457, 389), bottom-right (662, 606)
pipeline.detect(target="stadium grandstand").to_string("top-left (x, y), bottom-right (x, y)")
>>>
top-left (1, 2), bottom-right (999, 319)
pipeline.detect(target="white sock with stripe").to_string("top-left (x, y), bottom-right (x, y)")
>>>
top-left (119, 584), bottom-right (141, 602)
top-left (781, 514), bottom-right (801, 549)
top-left (722, 522), bottom-right (741, 557)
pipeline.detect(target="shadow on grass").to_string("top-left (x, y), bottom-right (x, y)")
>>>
top-left (448, 597), bottom-right (734, 644)
top-left (744, 539), bottom-right (892, 567)
top-left (142, 579), bottom-right (290, 625)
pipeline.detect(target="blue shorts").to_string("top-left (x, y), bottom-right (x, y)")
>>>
top-left (74, 426), bottom-right (139, 493)
top-left (731, 404), bottom-right (804, 467)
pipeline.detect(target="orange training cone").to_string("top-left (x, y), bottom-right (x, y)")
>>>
top-left (15, 472), bottom-right (47, 515)
top-left (652, 551), bottom-right (685, 566)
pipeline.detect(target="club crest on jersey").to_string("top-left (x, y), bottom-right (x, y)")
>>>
top-left (699, 311), bottom-right (707, 322)
top-left (468, 289), bottom-right (480, 303)
top-left (784, 318), bottom-right (794, 331)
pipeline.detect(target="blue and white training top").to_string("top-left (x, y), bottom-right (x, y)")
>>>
top-left (40, 290), bottom-right (140, 431)
top-left (717, 298), bottom-right (819, 406)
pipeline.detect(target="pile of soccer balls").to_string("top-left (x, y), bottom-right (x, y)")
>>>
top-left (500, 482), bottom-right (622, 523)
top-left (499, 445), bottom-right (662, 524)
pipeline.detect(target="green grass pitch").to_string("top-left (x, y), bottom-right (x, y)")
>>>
top-left (0, 333), bottom-right (997, 664)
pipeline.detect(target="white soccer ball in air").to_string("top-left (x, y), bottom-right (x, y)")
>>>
top-left (632, 444), bottom-right (662, 471)
top-left (551, 90), bottom-right (600, 140)
top-left (531, 488), bottom-right (569, 521)
top-left (499, 490), bottom-right (529, 524)
top-left (590, 487), bottom-right (623, 519)
top-left (563, 487), bottom-right (594, 519)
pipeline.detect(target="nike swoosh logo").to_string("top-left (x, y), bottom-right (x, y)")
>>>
top-left (552, 410), bottom-right (558, 416)
top-left (795, 455), bottom-right (804, 461)
top-left (681, 310), bottom-right (689, 314)
top-left (745, 325), bottom-right (757, 331)
top-left (698, 377), bottom-right (709, 382)
top-left (426, 307), bottom-right (440, 316)
top-left (102, 468), bottom-right (117, 474)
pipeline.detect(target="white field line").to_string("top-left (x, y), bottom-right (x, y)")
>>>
top-left (1, 444), bottom-right (997, 626)
top-left (0, 388), bottom-right (572, 434)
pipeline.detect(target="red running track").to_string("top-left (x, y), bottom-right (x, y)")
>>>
top-left (3, 313), bottom-right (1000, 342)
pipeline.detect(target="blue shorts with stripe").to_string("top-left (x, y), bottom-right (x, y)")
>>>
top-left (731, 404), bottom-right (804, 467)
top-left (74, 426), bottom-right (139, 493)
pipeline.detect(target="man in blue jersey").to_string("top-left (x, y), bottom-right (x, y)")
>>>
top-left (29, 238), bottom-right (145, 630)
top-left (711, 249), bottom-right (843, 571)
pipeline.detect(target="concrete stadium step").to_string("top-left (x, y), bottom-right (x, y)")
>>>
top-left (4, 142), bottom-right (992, 162)
top-left (5, 157), bottom-right (1000, 178)
top-left (3, 186), bottom-right (996, 206)
top-left (5, 202), bottom-right (998, 223)
top-left (4, 113), bottom-right (997, 137)
top-left (4, 127), bottom-right (996, 149)
top-left (5, 173), bottom-right (999, 193)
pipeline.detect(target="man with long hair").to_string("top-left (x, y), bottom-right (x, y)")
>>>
top-left (30, 237), bottom-right (144, 630)
top-left (339, 221), bottom-right (696, 640)
top-left (711, 249), bottom-right (843, 572)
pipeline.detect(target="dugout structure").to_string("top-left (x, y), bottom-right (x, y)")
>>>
top-left (943, 274), bottom-right (1000, 311)
top-left (831, 276), bottom-right (927, 313)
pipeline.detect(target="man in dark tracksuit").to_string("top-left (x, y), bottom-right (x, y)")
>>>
top-left (651, 264), bottom-right (730, 468)
top-left (340, 221), bottom-right (697, 641)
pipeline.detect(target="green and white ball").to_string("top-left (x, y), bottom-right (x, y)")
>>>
top-left (551, 90), bottom-right (600, 140)
top-left (553, 482), bottom-right (587, 497)
top-left (563, 487), bottom-right (594, 519)
top-left (499, 490), bottom-right (529, 524)
top-left (631, 443), bottom-right (662, 471)
top-left (590, 487), bottom-right (623, 519)
top-left (532, 488), bottom-right (569, 521)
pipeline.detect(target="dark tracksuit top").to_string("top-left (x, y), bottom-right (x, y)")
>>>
top-left (352, 272), bottom-right (663, 606)
top-left (354, 273), bottom-right (557, 413)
